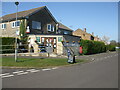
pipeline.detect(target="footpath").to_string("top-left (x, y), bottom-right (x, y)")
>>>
top-left (76, 51), bottom-right (118, 62)
top-left (2, 51), bottom-right (118, 61)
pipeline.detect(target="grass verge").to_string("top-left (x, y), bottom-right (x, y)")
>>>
top-left (1, 57), bottom-right (88, 68)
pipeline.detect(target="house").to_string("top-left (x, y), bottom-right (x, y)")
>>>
top-left (57, 22), bottom-right (73, 35)
top-left (0, 6), bottom-right (80, 55)
top-left (73, 28), bottom-right (94, 40)
top-left (93, 35), bottom-right (101, 41)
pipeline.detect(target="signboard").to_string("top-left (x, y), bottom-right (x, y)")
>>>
top-left (46, 47), bottom-right (53, 53)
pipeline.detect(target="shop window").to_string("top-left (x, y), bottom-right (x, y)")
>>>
top-left (36, 37), bottom-right (40, 42)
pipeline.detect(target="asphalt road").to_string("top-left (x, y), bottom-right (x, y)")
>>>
top-left (2, 52), bottom-right (118, 88)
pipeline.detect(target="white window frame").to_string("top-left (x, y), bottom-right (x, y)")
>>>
top-left (51, 25), bottom-right (54, 32)
top-left (11, 21), bottom-right (20, 28)
top-left (47, 24), bottom-right (51, 31)
top-left (47, 24), bottom-right (54, 32)
top-left (1, 23), bottom-right (6, 29)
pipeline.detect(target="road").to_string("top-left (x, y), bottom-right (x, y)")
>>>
top-left (2, 52), bottom-right (118, 88)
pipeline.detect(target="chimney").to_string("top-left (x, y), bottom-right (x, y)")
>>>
top-left (84, 28), bottom-right (86, 32)
top-left (92, 32), bottom-right (94, 36)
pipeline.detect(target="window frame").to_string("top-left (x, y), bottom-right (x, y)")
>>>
top-left (47, 24), bottom-right (55, 32)
top-left (47, 24), bottom-right (51, 31)
top-left (11, 21), bottom-right (20, 28)
top-left (1, 23), bottom-right (6, 29)
top-left (51, 25), bottom-right (54, 32)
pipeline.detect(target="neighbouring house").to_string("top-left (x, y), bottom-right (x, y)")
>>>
top-left (73, 28), bottom-right (94, 40)
top-left (57, 22), bottom-right (73, 35)
top-left (0, 6), bottom-right (81, 55)
top-left (93, 35), bottom-right (101, 41)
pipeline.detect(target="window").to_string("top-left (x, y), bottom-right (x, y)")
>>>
top-left (83, 34), bottom-right (85, 36)
top-left (36, 37), bottom-right (40, 42)
top-left (1, 23), bottom-right (6, 29)
top-left (51, 25), bottom-right (54, 32)
top-left (47, 24), bottom-right (54, 32)
top-left (32, 21), bottom-right (41, 29)
top-left (47, 24), bottom-right (51, 31)
top-left (11, 21), bottom-right (20, 28)
top-left (16, 21), bottom-right (20, 26)
top-left (64, 31), bottom-right (69, 35)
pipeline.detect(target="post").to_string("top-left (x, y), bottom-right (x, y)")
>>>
top-left (15, 2), bottom-right (19, 62)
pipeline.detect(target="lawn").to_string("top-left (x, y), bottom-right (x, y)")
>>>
top-left (1, 57), bottom-right (87, 68)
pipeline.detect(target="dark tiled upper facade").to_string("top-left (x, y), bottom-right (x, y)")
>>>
top-left (1, 6), bottom-right (73, 36)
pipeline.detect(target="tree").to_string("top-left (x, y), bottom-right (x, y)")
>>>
top-left (110, 40), bottom-right (117, 46)
top-left (101, 35), bottom-right (110, 45)
top-left (20, 19), bottom-right (28, 44)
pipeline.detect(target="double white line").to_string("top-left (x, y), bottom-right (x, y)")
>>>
top-left (0, 73), bottom-right (14, 78)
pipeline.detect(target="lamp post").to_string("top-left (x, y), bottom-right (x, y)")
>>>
top-left (15, 1), bottom-right (19, 62)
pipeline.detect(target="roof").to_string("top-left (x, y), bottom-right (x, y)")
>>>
top-left (1, 6), bottom-right (57, 23)
top-left (74, 28), bottom-right (92, 36)
top-left (58, 22), bottom-right (73, 31)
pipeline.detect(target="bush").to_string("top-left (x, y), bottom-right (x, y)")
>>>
top-left (80, 40), bottom-right (107, 55)
top-left (0, 37), bottom-right (19, 54)
top-left (106, 44), bottom-right (116, 51)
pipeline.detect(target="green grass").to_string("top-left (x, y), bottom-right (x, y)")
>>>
top-left (1, 57), bottom-right (87, 68)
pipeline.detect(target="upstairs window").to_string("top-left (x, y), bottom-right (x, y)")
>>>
top-left (11, 21), bottom-right (20, 28)
top-left (47, 24), bottom-right (54, 32)
top-left (32, 21), bottom-right (41, 30)
top-left (47, 24), bottom-right (51, 31)
top-left (1, 23), bottom-right (6, 29)
top-left (51, 25), bottom-right (54, 32)
top-left (64, 31), bottom-right (69, 35)
top-left (16, 21), bottom-right (20, 26)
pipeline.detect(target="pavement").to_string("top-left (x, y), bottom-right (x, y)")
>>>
top-left (1, 51), bottom-right (119, 88)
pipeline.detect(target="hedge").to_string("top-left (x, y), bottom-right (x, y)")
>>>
top-left (106, 44), bottom-right (116, 51)
top-left (80, 40), bottom-right (107, 55)
top-left (0, 37), bottom-right (18, 54)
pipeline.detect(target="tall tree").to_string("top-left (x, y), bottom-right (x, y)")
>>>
top-left (20, 19), bottom-right (28, 44)
top-left (101, 35), bottom-right (110, 45)
top-left (110, 40), bottom-right (117, 46)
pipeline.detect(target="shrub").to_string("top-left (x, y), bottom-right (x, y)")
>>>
top-left (0, 37), bottom-right (19, 54)
top-left (106, 44), bottom-right (116, 51)
top-left (80, 40), bottom-right (107, 55)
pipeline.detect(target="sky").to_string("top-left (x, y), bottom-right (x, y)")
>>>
top-left (1, 2), bottom-right (118, 42)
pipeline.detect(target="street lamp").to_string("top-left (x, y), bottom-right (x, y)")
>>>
top-left (15, 1), bottom-right (19, 62)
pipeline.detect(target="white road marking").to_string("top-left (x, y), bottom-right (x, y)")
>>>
top-left (52, 67), bottom-right (58, 70)
top-left (13, 71), bottom-right (24, 74)
top-left (0, 73), bottom-right (10, 76)
top-left (42, 68), bottom-right (51, 71)
top-left (1, 75), bottom-right (14, 78)
top-left (17, 72), bottom-right (28, 75)
top-left (26, 69), bottom-right (36, 72)
top-left (29, 70), bottom-right (40, 73)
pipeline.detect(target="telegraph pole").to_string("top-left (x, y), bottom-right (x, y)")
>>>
top-left (15, 1), bottom-right (19, 62)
